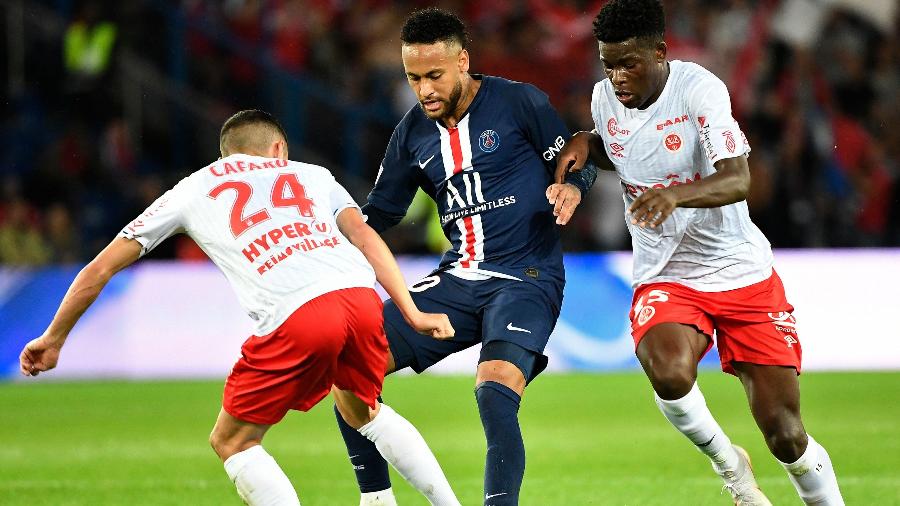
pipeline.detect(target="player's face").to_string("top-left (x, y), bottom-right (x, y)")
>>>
top-left (599, 38), bottom-right (667, 110)
top-left (402, 42), bottom-right (469, 120)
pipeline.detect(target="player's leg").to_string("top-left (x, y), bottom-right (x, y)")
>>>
top-left (476, 279), bottom-right (556, 506)
top-left (718, 272), bottom-right (843, 504)
top-left (733, 363), bottom-right (844, 505)
top-left (209, 409), bottom-right (300, 505)
top-left (333, 387), bottom-right (460, 506)
top-left (637, 323), bottom-right (770, 504)
top-left (475, 354), bottom-right (527, 506)
top-left (216, 291), bottom-right (352, 505)
top-left (333, 350), bottom-right (397, 506)
top-left (333, 274), bottom-right (478, 505)
top-left (631, 283), bottom-right (769, 503)
top-left (636, 322), bottom-right (746, 470)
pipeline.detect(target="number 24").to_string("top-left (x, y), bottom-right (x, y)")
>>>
top-left (208, 173), bottom-right (315, 237)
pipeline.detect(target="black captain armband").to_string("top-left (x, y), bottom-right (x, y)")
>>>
top-left (563, 162), bottom-right (599, 195)
top-left (360, 203), bottom-right (405, 233)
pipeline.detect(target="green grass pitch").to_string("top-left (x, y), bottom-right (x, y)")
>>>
top-left (1, 371), bottom-right (898, 505)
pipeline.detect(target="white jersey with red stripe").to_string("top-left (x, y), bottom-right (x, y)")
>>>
top-left (591, 60), bottom-right (773, 291)
top-left (367, 75), bottom-right (569, 287)
top-left (119, 154), bottom-right (375, 334)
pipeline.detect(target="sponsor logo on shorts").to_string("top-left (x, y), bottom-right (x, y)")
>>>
top-left (768, 311), bottom-right (798, 334)
top-left (506, 323), bottom-right (532, 333)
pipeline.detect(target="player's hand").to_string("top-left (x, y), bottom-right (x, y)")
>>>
top-left (407, 312), bottom-right (455, 340)
top-left (554, 132), bottom-right (592, 184)
top-left (546, 183), bottom-right (582, 225)
top-left (628, 188), bottom-right (678, 228)
top-left (19, 335), bottom-right (63, 377)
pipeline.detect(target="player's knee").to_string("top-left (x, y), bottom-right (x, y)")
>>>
top-left (760, 415), bottom-right (807, 462)
top-left (476, 360), bottom-right (526, 394)
top-left (209, 428), bottom-right (233, 460)
top-left (646, 362), bottom-right (696, 399)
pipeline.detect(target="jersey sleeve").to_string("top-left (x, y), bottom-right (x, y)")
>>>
top-left (512, 83), bottom-right (571, 173)
top-left (118, 177), bottom-right (192, 257)
top-left (688, 73), bottom-right (751, 164)
top-left (365, 122), bottom-right (420, 224)
top-left (328, 176), bottom-right (361, 217)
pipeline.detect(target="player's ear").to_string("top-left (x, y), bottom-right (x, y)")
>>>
top-left (276, 139), bottom-right (288, 160)
top-left (655, 41), bottom-right (667, 62)
top-left (458, 48), bottom-right (469, 73)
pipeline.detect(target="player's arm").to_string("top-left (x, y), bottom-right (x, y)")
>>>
top-left (628, 155), bottom-right (750, 228)
top-left (553, 130), bottom-right (615, 184)
top-left (516, 83), bottom-right (598, 225)
top-left (19, 238), bottom-right (143, 376)
top-left (364, 124), bottom-right (422, 233)
top-left (630, 73), bottom-right (752, 228)
top-left (336, 207), bottom-right (454, 340)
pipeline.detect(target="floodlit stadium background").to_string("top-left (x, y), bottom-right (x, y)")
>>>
top-left (2, 0), bottom-right (898, 378)
top-left (3, 2), bottom-right (900, 505)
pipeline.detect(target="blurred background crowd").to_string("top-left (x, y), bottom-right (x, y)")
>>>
top-left (1, 0), bottom-right (898, 265)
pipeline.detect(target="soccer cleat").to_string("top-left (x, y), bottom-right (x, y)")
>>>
top-left (717, 445), bottom-right (772, 506)
top-left (359, 489), bottom-right (398, 506)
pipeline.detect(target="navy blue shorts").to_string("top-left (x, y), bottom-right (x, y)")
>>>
top-left (383, 271), bottom-right (562, 382)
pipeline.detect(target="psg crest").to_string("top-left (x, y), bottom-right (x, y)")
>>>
top-left (479, 129), bottom-right (500, 153)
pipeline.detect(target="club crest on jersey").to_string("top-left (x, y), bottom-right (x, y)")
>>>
top-left (665, 133), bottom-right (682, 152)
top-left (479, 130), bottom-right (500, 153)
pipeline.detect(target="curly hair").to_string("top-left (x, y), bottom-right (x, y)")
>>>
top-left (401, 7), bottom-right (469, 49)
top-left (592, 0), bottom-right (665, 45)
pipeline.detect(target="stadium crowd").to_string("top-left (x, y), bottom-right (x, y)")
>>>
top-left (2, 0), bottom-right (898, 265)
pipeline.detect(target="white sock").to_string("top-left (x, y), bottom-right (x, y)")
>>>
top-left (358, 404), bottom-right (460, 506)
top-left (360, 488), bottom-right (398, 506)
top-left (780, 435), bottom-right (844, 505)
top-left (654, 382), bottom-right (740, 472)
top-left (223, 445), bottom-right (301, 506)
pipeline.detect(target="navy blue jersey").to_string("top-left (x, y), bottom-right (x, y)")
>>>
top-left (367, 75), bottom-right (570, 284)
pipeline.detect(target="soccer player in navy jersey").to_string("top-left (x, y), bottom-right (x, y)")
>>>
top-left (333, 7), bottom-right (597, 506)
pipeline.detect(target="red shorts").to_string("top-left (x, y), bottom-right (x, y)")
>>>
top-left (629, 271), bottom-right (801, 375)
top-left (223, 287), bottom-right (388, 425)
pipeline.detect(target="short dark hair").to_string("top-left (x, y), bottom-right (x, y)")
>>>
top-left (401, 7), bottom-right (469, 49)
top-left (219, 109), bottom-right (288, 156)
top-left (593, 0), bottom-right (665, 45)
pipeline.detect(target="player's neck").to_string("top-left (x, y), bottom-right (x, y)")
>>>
top-left (639, 60), bottom-right (670, 110)
top-left (444, 74), bottom-right (481, 128)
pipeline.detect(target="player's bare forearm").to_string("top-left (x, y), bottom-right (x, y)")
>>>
top-left (338, 209), bottom-right (417, 315)
top-left (585, 132), bottom-right (614, 172)
top-left (669, 156), bottom-right (750, 208)
top-left (554, 131), bottom-right (613, 184)
top-left (44, 238), bottom-right (143, 344)
top-left (628, 156), bottom-right (751, 228)
top-left (337, 208), bottom-right (454, 338)
top-left (21, 237), bottom-right (142, 376)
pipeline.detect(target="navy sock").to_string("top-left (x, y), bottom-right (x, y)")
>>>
top-left (476, 381), bottom-right (524, 505)
top-left (333, 404), bottom-right (391, 493)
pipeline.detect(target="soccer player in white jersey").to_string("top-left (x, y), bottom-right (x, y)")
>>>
top-left (553, 1), bottom-right (844, 505)
top-left (19, 110), bottom-right (463, 506)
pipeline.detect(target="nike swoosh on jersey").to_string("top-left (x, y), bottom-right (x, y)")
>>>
top-left (485, 492), bottom-right (508, 499)
top-left (418, 154), bottom-right (436, 169)
top-left (506, 323), bottom-right (532, 333)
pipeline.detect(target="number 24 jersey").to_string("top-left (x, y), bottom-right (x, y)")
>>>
top-left (119, 154), bottom-right (375, 335)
